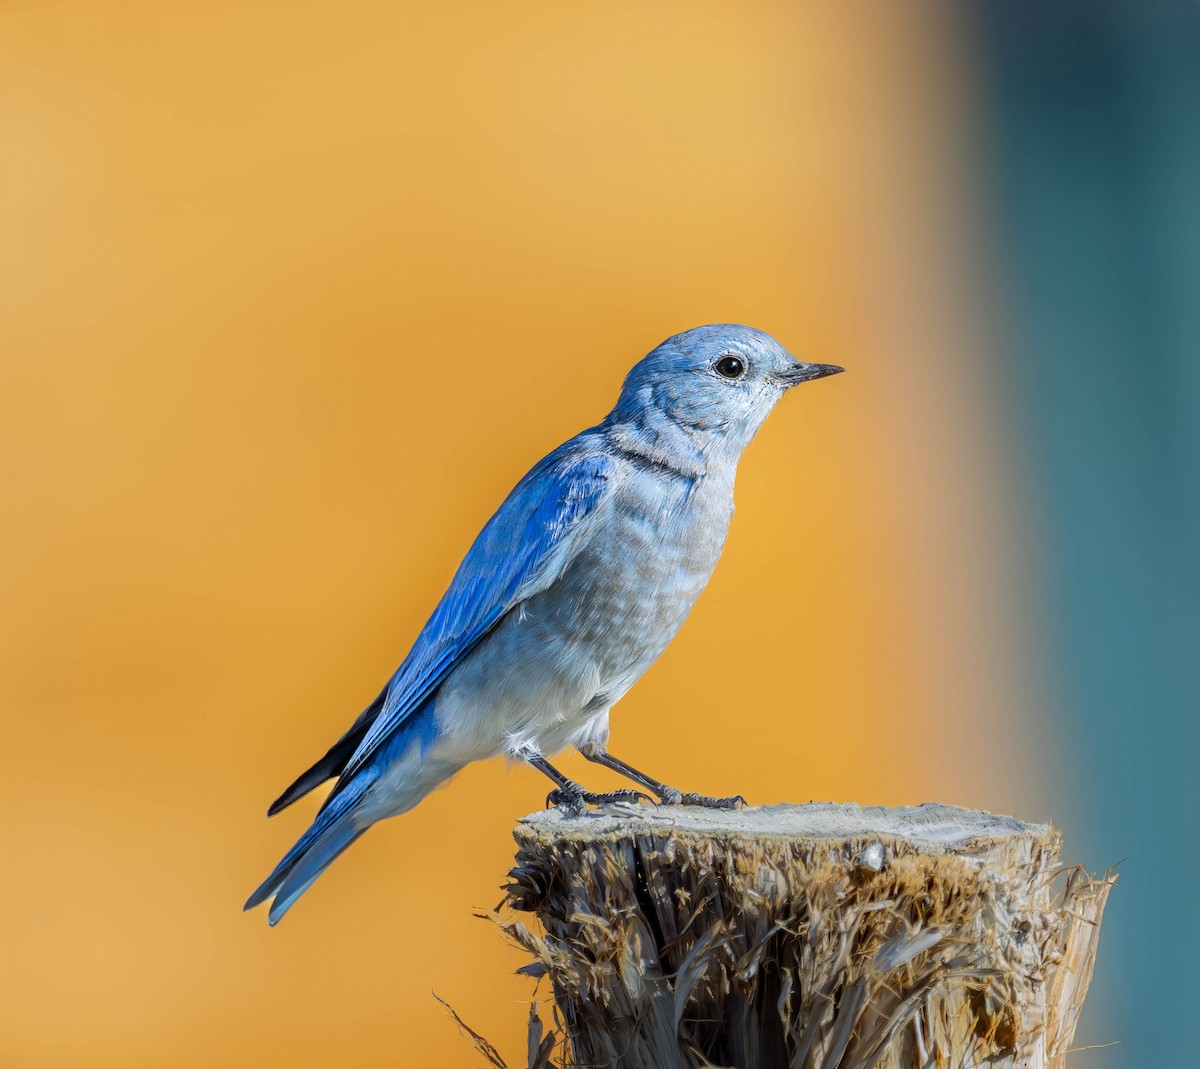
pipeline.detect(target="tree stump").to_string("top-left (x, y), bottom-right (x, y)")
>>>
top-left (497, 802), bottom-right (1110, 1069)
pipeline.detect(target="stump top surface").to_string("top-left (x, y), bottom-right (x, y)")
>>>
top-left (517, 801), bottom-right (1047, 852)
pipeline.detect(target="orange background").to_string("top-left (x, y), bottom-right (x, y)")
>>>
top-left (2, 3), bottom-right (1050, 1065)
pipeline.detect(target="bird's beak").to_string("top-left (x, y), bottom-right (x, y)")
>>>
top-left (776, 362), bottom-right (845, 387)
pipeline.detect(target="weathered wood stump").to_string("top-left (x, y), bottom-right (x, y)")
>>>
top-left (498, 802), bottom-right (1110, 1069)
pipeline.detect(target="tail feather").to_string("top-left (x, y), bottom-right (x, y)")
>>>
top-left (268, 824), bottom-right (364, 926)
top-left (245, 774), bottom-right (374, 923)
top-left (267, 757), bottom-right (347, 818)
top-left (249, 698), bottom-right (443, 924)
top-left (267, 687), bottom-right (387, 817)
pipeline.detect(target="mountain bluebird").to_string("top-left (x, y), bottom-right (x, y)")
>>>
top-left (246, 324), bottom-right (842, 924)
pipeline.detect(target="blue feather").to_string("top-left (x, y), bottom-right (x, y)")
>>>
top-left (248, 702), bottom-right (443, 920)
top-left (244, 768), bottom-right (375, 922)
top-left (334, 444), bottom-right (614, 785)
top-left (247, 324), bottom-right (837, 922)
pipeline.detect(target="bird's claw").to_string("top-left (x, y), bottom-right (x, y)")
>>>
top-left (545, 787), bottom-right (584, 816)
top-left (546, 786), bottom-right (651, 814)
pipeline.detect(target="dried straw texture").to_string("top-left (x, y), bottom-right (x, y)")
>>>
top-left (492, 803), bottom-right (1110, 1069)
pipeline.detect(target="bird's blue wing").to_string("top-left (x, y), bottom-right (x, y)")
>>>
top-left (335, 444), bottom-right (615, 784)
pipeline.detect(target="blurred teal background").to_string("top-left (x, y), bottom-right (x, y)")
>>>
top-left (971, 2), bottom-right (1199, 1064)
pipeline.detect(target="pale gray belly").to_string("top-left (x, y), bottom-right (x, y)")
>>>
top-left (435, 469), bottom-right (733, 756)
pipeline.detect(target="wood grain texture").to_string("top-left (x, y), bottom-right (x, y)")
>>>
top-left (494, 803), bottom-right (1110, 1069)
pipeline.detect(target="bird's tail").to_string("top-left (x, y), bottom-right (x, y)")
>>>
top-left (244, 772), bottom-right (374, 925)
top-left (266, 685), bottom-right (388, 817)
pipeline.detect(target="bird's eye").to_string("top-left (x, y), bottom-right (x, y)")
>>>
top-left (714, 355), bottom-right (746, 379)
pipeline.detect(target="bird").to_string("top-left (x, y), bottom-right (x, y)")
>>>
top-left (245, 324), bottom-right (843, 924)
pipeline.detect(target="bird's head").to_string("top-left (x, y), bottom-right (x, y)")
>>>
top-left (610, 324), bottom-right (843, 454)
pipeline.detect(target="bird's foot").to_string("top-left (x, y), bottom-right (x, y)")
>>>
top-left (657, 788), bottom-right (747, 810)
top-left (546, 785), bottom-right (650, 815)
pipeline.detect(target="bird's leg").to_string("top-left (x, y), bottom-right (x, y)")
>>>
top-left (579, 746), bottom-right (746, 810)
top-left (520, 752), bottom-right (649, 815)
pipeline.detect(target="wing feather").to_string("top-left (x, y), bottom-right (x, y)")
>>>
top-left (334, 444), bottom-right (615, 784)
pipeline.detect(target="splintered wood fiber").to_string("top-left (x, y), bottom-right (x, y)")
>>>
top-left (485, 803), bottom-right (1110, 1069)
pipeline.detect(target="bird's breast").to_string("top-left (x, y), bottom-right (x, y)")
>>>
top-left (432, 465), bottom-right (735, 755)
top-left (526, 466), bottom-right (734, 668)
